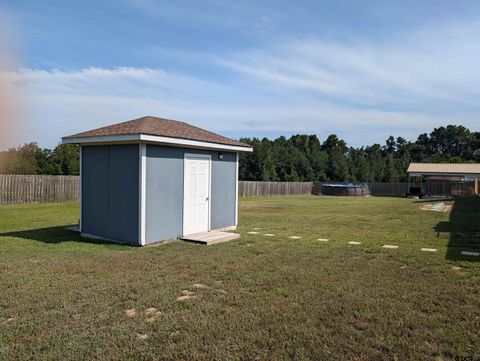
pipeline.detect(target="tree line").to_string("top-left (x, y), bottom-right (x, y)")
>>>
top-left (239, 125), bottom-right (480, 182)
top-left (0, 124), bottom-right (479, 182)
top-left (0, 143), bottom-right (79, 175)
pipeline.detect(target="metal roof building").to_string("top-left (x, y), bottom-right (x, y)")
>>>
top-left (407, 163), bottom-right (479, 197)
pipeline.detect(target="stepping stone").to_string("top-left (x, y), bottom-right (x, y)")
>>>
top-left (420, 248), bottom-right (437, 253)
top-left (289, 236), bottom-right (301, 239)
top-left (181, 290), bottom-right (195, 296)
top-left (253, 228), bottom-right (262, 230)
top-left (247, 232), bottom-right (259, 235)
top-left (382, 245), bottom-right (398, 249)
top-left (264, 234), bottom-right (275, 237)
top-left (317, 238), bottom-right (329, 242)
top-left (176, 295), bottom-right (196, 301)
top-left (137, 334), bottom-right (149, 340)
top-left (348, 241), bottom-right (361, 245)
top-left (461, 251), bottom-right (480, 257)
top-left (452, 266), bottom-right (462, 271)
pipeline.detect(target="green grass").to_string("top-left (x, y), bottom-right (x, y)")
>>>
top-left (0, 196), bottom-right (479, 360)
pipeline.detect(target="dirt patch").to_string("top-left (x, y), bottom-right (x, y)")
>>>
top-left (2, 317), bottom-right (15, 325)
top-left (144, 307), bottom-right (162, 322)
top-left (125, 309), bottom-right (137, 317)
top-left (193, 283), bottom-right (208, 289)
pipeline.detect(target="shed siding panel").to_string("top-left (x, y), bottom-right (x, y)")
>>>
top-left (82, 146), bottom-right (108, 238)
top-left (107, 144), bottom-right (139, 244)
top-left (211, 151), bottom-right (236, 229)
top-left (145, 146), bottom-right (184, 243)
top-left (81, 144), bottom-right (139, 245)
top-left (145, 145), bottom-right (236, 243)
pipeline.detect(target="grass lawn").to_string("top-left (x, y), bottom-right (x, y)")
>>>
top-left (0, 196), bottom-right (479, 360)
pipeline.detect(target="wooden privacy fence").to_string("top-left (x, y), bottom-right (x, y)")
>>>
top-left (238, 181), bottom-right (314, 197)
top-left (0, 176), bottom-right (475, 204)
top-left (0, 175), bottom-right (80, 205)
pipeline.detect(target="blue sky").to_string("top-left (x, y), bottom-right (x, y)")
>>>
top-left (1, 0), bottom-right (480, 149)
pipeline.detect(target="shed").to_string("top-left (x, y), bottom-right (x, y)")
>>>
top-left (407, 163), bottom-right (480, 197)
top-left (62, 116), bottom-right (253, 246)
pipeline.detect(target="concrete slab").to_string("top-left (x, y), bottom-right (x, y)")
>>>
top-left (247, 231), bottom-right (259, 235)
top-left (317, 238), bottom-right (329, 242)
top-left (461, 251), bottom-right (480, 257)
top-left (348, 241), bottom-right (361, 245)
top-left (264, 233), bottom-right (275, 237)
top-left (289, 236), bottom-right (302, 239)
top-left (420, 248), bottom-right (437, 253)
top-left (181, 231), bottom-right (240, 245)
top-left (382, 245), bottom-right (399, 249)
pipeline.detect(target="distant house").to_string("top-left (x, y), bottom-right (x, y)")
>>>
top-left (62, 116), bottom-right (253, 246)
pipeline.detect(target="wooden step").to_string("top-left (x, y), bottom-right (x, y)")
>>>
top-left (181, 231), bottom-right (240, 245)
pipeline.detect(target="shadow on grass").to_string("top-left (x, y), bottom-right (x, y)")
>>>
top-left (0, 225), bottom-right (126, 247)
top-left (434, 197), bottom-right (480, 261)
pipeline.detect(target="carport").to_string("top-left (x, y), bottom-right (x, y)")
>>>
top-left (407, 163), bottom-right (480, 197)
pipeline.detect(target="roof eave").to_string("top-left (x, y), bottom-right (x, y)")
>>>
top-left (62, 133), bottom-right (253, 152)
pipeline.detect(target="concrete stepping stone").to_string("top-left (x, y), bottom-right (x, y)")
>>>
top-left (289, 236), bottom-right (301, 239)
top-left (382, 245), bottom-right (398, 249)
top-left (137, 334), bottom-right (149, 340)
top-left (452, 266), bottom-right (462, 271)
top-left (253, 228), bottom-right (262, 230)
top-left (176, 295), bottom-right (196, 301)
top-left (317, 238), bottom-right (329, 242)
top-left (247, 231), bottom-right (259, 235)
top-left (264, 233), bottom-right (275, 237)
top-left (348, 241), bottom-right (361, 245)
top-left (461, 251), bottom-right (480, 257)
top-left (420, 248), bottom-right (437, 253)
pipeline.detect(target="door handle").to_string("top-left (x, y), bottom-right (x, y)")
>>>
top-left (206, 197), bottom-right (209, 201)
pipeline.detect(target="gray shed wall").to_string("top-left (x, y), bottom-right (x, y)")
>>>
top-left (145, 145), bottom-right (237, 244)
top-left (82, 144), bottom-right (139, 245)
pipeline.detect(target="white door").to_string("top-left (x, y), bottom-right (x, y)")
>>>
top-left (183, 154), bottom-right (211, 235)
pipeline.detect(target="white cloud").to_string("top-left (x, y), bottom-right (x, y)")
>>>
top-left (4, 65), bottom-right (456, 149)
top-left (4, 18), bottom-right (480, 150)
top-left (218, 19), bottom-right (480, 108)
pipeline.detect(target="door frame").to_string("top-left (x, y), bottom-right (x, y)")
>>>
top-left (183, 153), bottom-right (212, 236)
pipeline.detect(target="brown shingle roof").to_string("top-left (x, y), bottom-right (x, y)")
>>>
top-left (408, 163), bottom-right (480, 174)
top-left (63, 116), bottom-right (252, 148)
